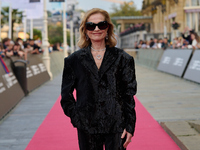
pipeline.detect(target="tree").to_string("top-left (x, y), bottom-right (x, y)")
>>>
top-left (1, 7), bottom-right (23, 40)
top-left (110, 2), bottom-right (142, 17)
top-left (109, 2), bottom-right (142, 28)
top-left (48, 24), bottom-right (70, 45)
top-left (27, 29), bottom-right (42, 40)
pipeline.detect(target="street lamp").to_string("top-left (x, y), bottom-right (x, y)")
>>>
top-left (42, 0), bottom-right (52, 79)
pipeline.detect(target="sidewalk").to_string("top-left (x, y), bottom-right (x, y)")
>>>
top-left (135, 65), bottom-right (200, 150)
top-left (0, 74), bottom-right (62, 150)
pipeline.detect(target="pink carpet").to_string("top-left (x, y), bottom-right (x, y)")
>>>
top-left (26, 95), bottom-right (180, 150)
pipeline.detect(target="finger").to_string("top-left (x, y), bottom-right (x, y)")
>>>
top-left (123, 138), bottom-right (131, 148)
top-left (123, 133), bottom-right (132, 148)
top-left (121, 129), bottom-right (126, 138)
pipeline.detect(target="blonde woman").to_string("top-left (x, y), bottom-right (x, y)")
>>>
top-left (61, 8), bottom-right (137, 150)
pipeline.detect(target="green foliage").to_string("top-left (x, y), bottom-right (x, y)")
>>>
top-left (1, 7), bottom-right (23, 39)
top-left (27, 29), bottom-right (42, 40)
top-left (110, 2), bottom-right (142, 17)
top-left (48, 24), bottom-right (70, 45)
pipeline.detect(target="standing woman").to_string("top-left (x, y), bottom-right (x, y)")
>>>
top-left (61, 8), bottom-right (137, 150)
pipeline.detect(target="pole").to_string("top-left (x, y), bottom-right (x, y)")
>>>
top-left (30, 18), bottom-right (33, 39)
top-left (63, 1), bottom-right (68, 57)
top-left (0, 1), bottom-right (2, 42)
top-left (42, 0), bottom-right (52, 79)
top-left (70, 20), bottom-right (74, 53)
top-left (9, 4), bottom-right (12, 39)
top-left (24, 10), bottom-right (27, 41)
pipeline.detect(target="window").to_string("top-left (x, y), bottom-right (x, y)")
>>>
top-left (185, 0), bottom-right (190, 6)
top-left (191, 0), bottom-right (200, 6)
top-left (186, 13), bottom-right (190, 28)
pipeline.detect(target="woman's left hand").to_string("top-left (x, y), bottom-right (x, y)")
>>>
top-left (121, 129), bottom-right (133, 148)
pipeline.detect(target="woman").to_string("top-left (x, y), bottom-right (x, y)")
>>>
top-left (188, 32), bottom-right (199, 51)
top-left (61, 8), bottom-right (137, 150)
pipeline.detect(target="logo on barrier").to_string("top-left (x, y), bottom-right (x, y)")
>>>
top-left (26, 63), bottom-right (47, 78)
top-left (2, 72), bottom-right (17, 88)
top-left (0, 82), bottom-right (6, 94)
top-left (162, 56), bottom-right (171, 64)
top-left (173, 58), bottom-right (184, 67)
top-left (189, 60), bottom-right (200, 71)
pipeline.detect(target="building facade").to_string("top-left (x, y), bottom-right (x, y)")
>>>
top-left (142, 0), bottom-right (200, 39)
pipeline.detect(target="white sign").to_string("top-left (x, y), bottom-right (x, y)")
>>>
top-left (162, 56), bottom-right (171, 64)
top-left (2, 72), bottom-right (17, 89)
top-left (173, 58), bottom-right (184, 67)
top-left (0, 82), bottom-right (6, 94)
top-left (26, 63), bottom-right (47, 78)
top-left (189, 60), bottom-right (200, 71)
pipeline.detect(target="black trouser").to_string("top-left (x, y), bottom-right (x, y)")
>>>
top-left (77, 129), bottom-right (126, 150)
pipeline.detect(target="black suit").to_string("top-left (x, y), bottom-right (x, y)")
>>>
top-left (61, 46), bottom-right (137, 149)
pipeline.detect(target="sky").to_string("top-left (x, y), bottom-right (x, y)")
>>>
top-left (1, 0), bottom-right (143, 13)
top-left (47, 0), bottom-right (143, 13)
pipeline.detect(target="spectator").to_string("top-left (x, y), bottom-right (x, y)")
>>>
top-left (0, 43), bottom-right (5, 58)
top-left (181, 27), bottom-right (194, 45)
top-left (157, 38), bottom-right (163, 49)
top-left (188, 32), bottom-right (199, 50)
top-left (29, 39), bottom-right (42, 54)
top-left (52, 42), bottom-right (63, 51)
top-left (4, 45), bottom-right (14, 58)
top-left (152, 38), bottom-right (158, 49)
top-left (146, 40), bottom-right (150, 49)
top-left (149, 38), bottom-right (154, 48)
top-left (137, 40), bottom-right (143, 49)
top-left (134, 41), bottom-right (139, 49)
top-left (2, 38), bottom-right (11, 49)
top-left (16, 37), bottom-right (24, 49)
top-left (162, 37), bottom-right (169, 50)
top-left (24, 42), bottom-right (33, 53)
top-left (141, 41), bottom-right (147, 49)
top-left (13, 42), bottom-right (27, 60)
top-left (181, 39), bottom-right (189, 49)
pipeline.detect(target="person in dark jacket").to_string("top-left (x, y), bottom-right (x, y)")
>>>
top-left (181, 27), bottom-right (194, 45)
top-left (61, 8), bottom-right (137, 150)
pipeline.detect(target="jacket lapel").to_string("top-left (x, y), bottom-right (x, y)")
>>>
top-left (99, 46), bottom-right (119, 79)
top-left (79, 47), bottom-right (99, 79)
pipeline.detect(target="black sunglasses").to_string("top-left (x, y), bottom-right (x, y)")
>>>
top-left (85, 21), bottom-right (108, 31)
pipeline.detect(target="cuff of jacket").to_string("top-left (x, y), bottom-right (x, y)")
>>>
top-left (126, 123), bottom-right (136, 136)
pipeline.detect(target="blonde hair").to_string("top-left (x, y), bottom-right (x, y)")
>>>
top-left (77, 8), bottom-right (117, 48)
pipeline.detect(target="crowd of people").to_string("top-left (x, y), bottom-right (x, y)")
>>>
top-left (0, 37), bottom-right (66, 60)
top-left (134, 27), bottom-right (199, 51)
top-left (0, 37), bottom-right (43, 60)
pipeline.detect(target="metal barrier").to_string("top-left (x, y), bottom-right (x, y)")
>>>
top-left (136, 49), bottom-right (164, 69)
top-left (0, 58), bottom-right (24, 119)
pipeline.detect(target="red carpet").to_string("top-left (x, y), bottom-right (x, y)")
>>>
top-left (26, 95), bottom-right (180, 150)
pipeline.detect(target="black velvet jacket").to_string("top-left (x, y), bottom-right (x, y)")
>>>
top-left (61, 45), bottom-right (137, 135)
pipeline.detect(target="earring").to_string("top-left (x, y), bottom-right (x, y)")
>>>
top-left (86, 35), bottom-right (89, 41)
top-left (106, 33), bottom-right (108, 40)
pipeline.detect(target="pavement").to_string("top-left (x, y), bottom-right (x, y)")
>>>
top-left (0, 64), bottom-right (200, 150)
top-left (0, 74), bottom-right (62, 150)
top-left (135, 65), bottom-right (200, 150)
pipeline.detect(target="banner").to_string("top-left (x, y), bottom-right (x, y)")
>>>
top-left (6, 0), bottom-right (36, 9)
top-left (26, 5), bottom-right (43, 19)
top-left (30, 0), bottom-right (40, 2)
top-left (157, 49), bottom-right (192, 77)
top-left (26, 54), bottom-right (50, 92)
top-left (0, 58), bottom-right (24, 119)
top-left (49, 0), bottom-right (65, 2)
top-left (183, 50), bottom-right (200, 83)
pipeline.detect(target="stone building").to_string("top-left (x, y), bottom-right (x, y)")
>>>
top-left (113, 0), bottom-right (200, 44)
top-left (142, 0), bottom-right (200, 39)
